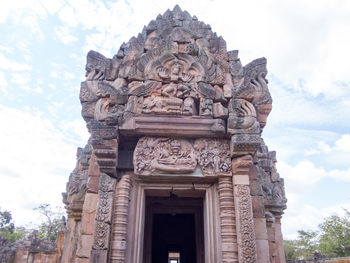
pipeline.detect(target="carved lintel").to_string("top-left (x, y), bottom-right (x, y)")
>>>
top-left (134, 137), bottom-right (196, 175)
top-left (234, 184), bottom-right (258, 263)
top-left (232, 155), bottom-right (253, 175)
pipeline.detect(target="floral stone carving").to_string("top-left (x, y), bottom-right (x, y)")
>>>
top-left (194, 138), bottom-right (231, 176)
top-left (134, 137), bottom-right (197, 175)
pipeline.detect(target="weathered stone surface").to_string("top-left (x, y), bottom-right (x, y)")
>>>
top-left (213, 102), bottom-right (228, 119)
top-left (77, 234), bottom-right (94, 258)
top-left (80, 81), bottom-right (99, 102)
top-left (256, 140), bottom-right (287, 215)
top-left (134, 137), bottom-right (197, 175)
top-left (120, 115), bottom-right (226, 136)
top-left (62, 5), bottom-right (287, 263)
top-left (194, 138), bottom-right (231, 176)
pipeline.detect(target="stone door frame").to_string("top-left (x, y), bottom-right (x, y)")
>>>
top-left (123, 175), bottom-right (222, 263)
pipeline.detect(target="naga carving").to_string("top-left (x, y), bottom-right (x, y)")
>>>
top-left (256, 140), bottom-right (287, 215)
top-left (63, 145), bottom-right (91, 220)
top-left (134, 137), bottom-right (197, 175)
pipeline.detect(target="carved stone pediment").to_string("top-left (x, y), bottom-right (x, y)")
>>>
top-left (134, 137), bottom-right (197, 175)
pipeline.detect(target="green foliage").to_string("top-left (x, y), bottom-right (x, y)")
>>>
top-left (284, 230), bottom-right (318, 261)
top-left (0, 208), bottom-right (28, 242)
top-left (318, 210), bottom-right (350, 258)
top-left (0, 204), bottom-right (65, 243)
top-left (284, 239), bottom-right (299, 261)
top-left (34, 203), bottom-right (65, 242)
top-left (285, 209), bottom-right (350, 261)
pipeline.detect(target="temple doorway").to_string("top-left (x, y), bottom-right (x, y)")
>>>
top-left (143, 196), bottom-right (204, 263)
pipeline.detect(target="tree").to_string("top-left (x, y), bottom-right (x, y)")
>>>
top-left (34, 203), bottom-right (65, 242)
top-left (284, 239), bottom-right (299, 261)
top-left (318, 210), bottom-right (350, 258)
top-left (295, 230), bottom-right (319, 259)
top-left (284, 230), bottom-right (319, 261)
top-left (0, 208), bottom-right (27, 242)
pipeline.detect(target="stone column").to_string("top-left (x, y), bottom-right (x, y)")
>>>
top-left (232, 155), bottom-right (258, 263)
top-left (274, 215), bottom-right (286, 263)
top-left (266, 213), bottom-right (277, 263)
top-left (250, 165), bottom-right (270, 263)
top-left (87, 124), bottom-right (119, 262)
top-left (110, 174), bottom-right (131, 262)
top-left (218, 175), bottom-right (238, 263)
top-left (90, 173), bottom-right (117, 262)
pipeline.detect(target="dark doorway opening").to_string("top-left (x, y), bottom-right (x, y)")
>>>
top-left (143, 196), bottom-right (204, 263)
top-left (152, 213), bottom-right (196, 263)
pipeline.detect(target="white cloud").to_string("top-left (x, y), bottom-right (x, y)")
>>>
top-left (279, 158), bottom-right (350, 238)
top-left (11, 72), bottom-right (31, 87)
top-left (334, 134), bottom-right (350, 152)
top-left (283, 199), bottom-right (350, 239)
top-left (278, 160), bottom-right (327, 194)
top-left (305, 141), bottom-right (332, 155)
top-left (0, 105), bottom-right (82, 226)
top-left (0, 71), bottom-right (8, 96)
top-left (55, 26), bottom-right (79, 44)
top-left (0, 52), bottom-right (32, 71)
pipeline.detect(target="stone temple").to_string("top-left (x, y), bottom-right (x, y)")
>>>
top-left (61, 5), bottom-right (287, 263)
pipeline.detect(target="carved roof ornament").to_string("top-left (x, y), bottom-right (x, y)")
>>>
top-left (80, 5), bottom-right (273, 133)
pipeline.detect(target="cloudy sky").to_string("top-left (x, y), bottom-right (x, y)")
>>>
top-left (0, 0), bottom-right (349, 239)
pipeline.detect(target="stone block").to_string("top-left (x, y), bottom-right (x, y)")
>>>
top-left (256, 239), bottom-right (270, 263)
top-left (88, 154), bottom-right (100, 177)
top-left (90, 249), bottom-right (108, 263)
top-left (230, 133), bottom-right (261, 157)
top-left (213, 102), bottom-right (228, 119)
top-left (75, 258), bottom-right (89, 263)
top-left (83, 193), bottom-right (98, 213)
top-left (80, 81), bottom-right (99, 103)
top-left (249, 180), bottom-right (263, 196)
top-left (76, 234), bottom-right (94, 258)
top-left (252, 195), bottom-right (265, 218)
top-left (254, 218), bottom-right (268, 240)
top-left (232, 174), bottom-right (249, 185)
top-left (249, 165), bottom-right (259, 180)
top-left (81, 102), bottom-right (96, 121)
top-left (87, 176), bottom-right (99, 194)
top-left (81, 210), bottom-right (96, 235)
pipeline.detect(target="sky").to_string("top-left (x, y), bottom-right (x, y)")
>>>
top-left (0, 0), bottom-right (349, 239)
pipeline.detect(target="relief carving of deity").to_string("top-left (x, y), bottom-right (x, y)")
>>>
top-left (134, 137), bottom-right (197, 175)
top-left (194, 138), bottom-right (231, 176)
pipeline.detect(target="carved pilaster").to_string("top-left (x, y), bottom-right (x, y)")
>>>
top-left (218, 176), bottom-right (238, 262)
top-left (90, 173), bottom-right (117, 262)
top-left (232, 155), bottom-right (258, 263)
top-left (110, 174), bottom-right (131, 262)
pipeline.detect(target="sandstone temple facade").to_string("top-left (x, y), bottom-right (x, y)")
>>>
top-left (61, 6), bottom-right (287, 263)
